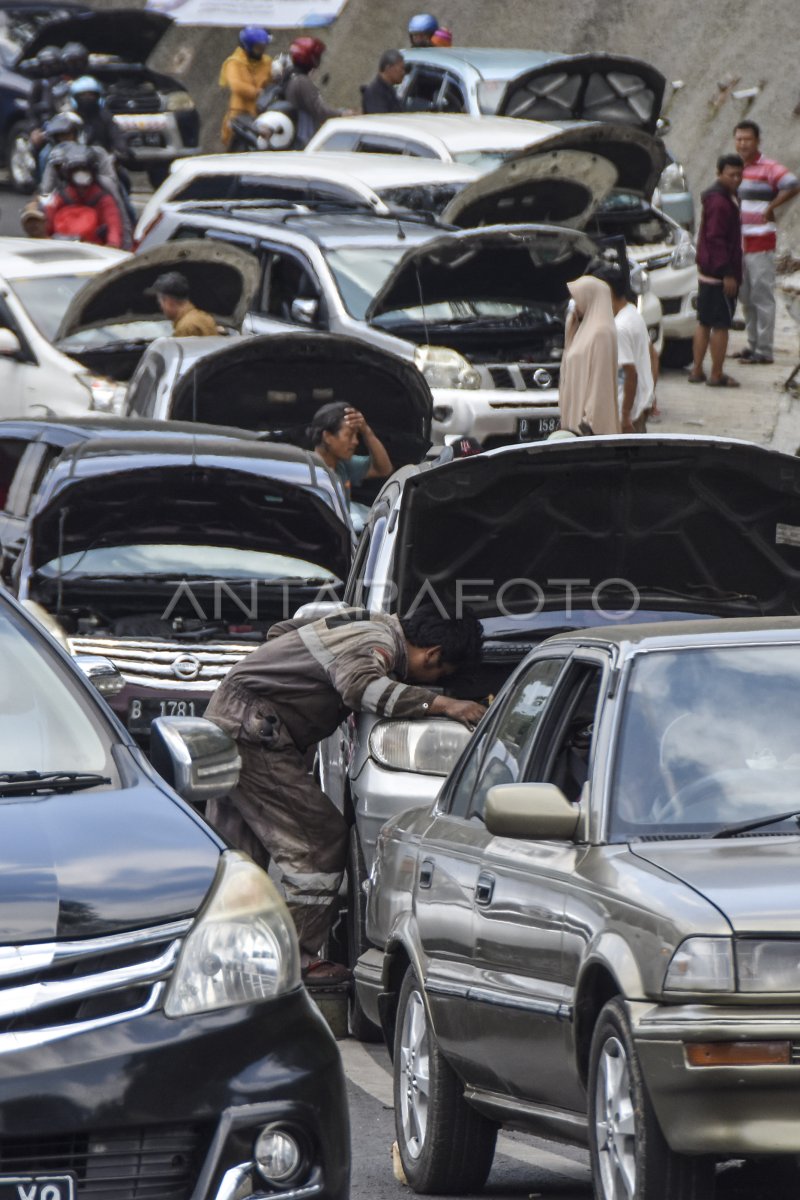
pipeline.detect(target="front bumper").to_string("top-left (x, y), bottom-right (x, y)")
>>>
top-left (632, 1000), bottom-right (800, 1156)
top-left (0, 989), bottom-right (349, 1200)
top-left (430, 385), bottom-right (561, 448)
top-left (648, 264), bottom-right (697, 341)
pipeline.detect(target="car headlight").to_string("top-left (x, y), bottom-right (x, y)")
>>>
top-left (663, 937), bottom-right (735, 993)
top-left (164, 851), bottom-right (300, 1017)
top-left (78, 372), bottom-right (127, 414)
top-left (369, 718), bottom-right (472, 776)
top-left (414, 345), bottom-right (481, 390)
top-left (165, 91), bottom-right (195, 112)
top-left (659, 161), bottom-right (688, 194)
top-left (737, 941), bottom-right (800, 992)
top-left (671, 238), bottom-right (696, 270)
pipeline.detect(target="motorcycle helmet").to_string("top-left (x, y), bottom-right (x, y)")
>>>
top-left (254, 109), bottom-right (295, 150)
top-left (44, 111), bottom-right (84, 140)
top-left (289, 36), bottom-right (326, 70)
top-left (239, 25), bottom-right (271, 56)
top-left (61, 41), bottom-right (88, 74)
top-left (407, 13), bottom-right (439, 34)
top-left (431, 27), bottom-right (453, 46)
top-left (55, 141), bottom-right (95, 182)
top-left (70, 75), bottom-right (103, 97)
top-left (35, 45), bottom-right (62, 75)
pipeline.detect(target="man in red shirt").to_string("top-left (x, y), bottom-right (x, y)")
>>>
top-left (689, 154), bottom-right (744, 388)
top-left (734, 120), bottom-right (800, 364)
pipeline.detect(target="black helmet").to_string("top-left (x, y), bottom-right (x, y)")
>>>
top-left (55, 142), bottom-right (95, 179)
top-left (43, 111), bottom-right (83, 140)
top-left (61, 41), bottom-right (88, 73)
top-left (36, 45), bottom-right (62, 74)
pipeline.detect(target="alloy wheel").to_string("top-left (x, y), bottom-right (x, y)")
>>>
top-left (594, 1034), bottom-right (637, 1200)
top-left (398, 987), bottom-right (430, 1159)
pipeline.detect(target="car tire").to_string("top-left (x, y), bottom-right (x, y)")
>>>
top-left (588, 997), bottom-right (715, 1200)
top-left (661, 337), bottom-right (694, 369)
top-left (346, 825), bottom-right (382, 1042)
top-left (146, 165), bottom-right (169, 189)
top-left (6, 122), bottom-right (36, 193)
top-left (393, 966), bottom-right (497, 1194)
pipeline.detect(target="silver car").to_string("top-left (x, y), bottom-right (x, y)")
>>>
top-left (359, 617), bottom-right (800, 1199)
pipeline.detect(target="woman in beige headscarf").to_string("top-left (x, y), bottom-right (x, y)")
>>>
top-left (558, 276), bottom-right (620, 436)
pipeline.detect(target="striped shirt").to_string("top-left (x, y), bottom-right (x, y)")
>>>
top-left (740, 153), bottom-right (799, 254)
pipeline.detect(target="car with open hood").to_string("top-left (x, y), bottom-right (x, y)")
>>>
top-left (141, 201), bottom-right (659, 449)
top-left (2, 419), bottom-right (352, 746)
top-left (7, 8), bottom-right (198, 189)
top-left (311, 434), bottom-right (800, 1037)
top-left (0, 586), bottom-right (349, 1200)
top-left (360, 614), bottom-right (800, 1199)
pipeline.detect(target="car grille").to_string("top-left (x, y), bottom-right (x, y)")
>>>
top-left (106, 91), bottom-right (162, 114)
top-left (0, 1125), bottom-right (206, 1199)
top-left (69, 636), bottom-right (257, 691)
top-left (641, 252), bottom-right (673, 271)
top-left (486, 363), bottom-right (560, 391)
top-left (660, 296), bottom-right (683, 315)
top-left (0, 920), bottom-right (190, 1050)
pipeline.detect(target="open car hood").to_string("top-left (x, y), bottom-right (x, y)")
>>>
top-left (365, 224), bottom-right (597, 321)
top-left (442, 147), bottom-right (617, 230)
top-left (29, 460), bottom-right (351, 583)
top-left (511, 122), bottom-right (666, 200)
top-left (169, 333), bottom-right (432, 468)
top-left (55, 240), bottom-right (260, 341)
top-left (498, 54), bottom-right (666, 136)
top-left (20, 9), bottom-right (171, 63)
top-left (392, 438), bottom-right (800, 618)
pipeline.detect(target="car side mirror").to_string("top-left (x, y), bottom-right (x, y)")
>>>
top-left (74, 654), bottom-right (126, 698)
top-left (150, 716), bottom-right (240, 805)
top-left (291, 298), bottom-right (319, 326)
top-left (0, 328), bottom-right (21, 357)
top-left (485, 782), bottom-right (580, 841)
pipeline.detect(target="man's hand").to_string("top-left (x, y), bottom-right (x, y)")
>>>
top-left (430, 695), bottom-right (487, 729)
top-left (343, 406), bottom-right (368, 434)
top-left (723, 275), bottom-right (738, 298)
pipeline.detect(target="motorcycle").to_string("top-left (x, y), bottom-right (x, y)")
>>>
top-left (227, 104), bottom-right (296, 154)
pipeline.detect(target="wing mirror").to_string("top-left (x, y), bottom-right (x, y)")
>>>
top-left (0, 328), bottom-right (21, 357)
top-left (291, 298), bottom-right (319, 326)
top-left (485, 783), bottom-right (580, 841)
top-left (74, 654), bottom-right (126, 697)
top-left (150, 716), bottom-right (240, 806)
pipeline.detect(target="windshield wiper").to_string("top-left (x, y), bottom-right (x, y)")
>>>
top-left (0, 771), bottom-right (111, 797)
top-left (712, 809), bottom-right (800, 839)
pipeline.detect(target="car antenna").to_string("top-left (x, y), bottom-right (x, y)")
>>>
top-left (396, 216), bottom-right (406, 241)
top-left (414, 263), bottom-right (430, 345)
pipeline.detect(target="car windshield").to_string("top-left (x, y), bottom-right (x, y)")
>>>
top-left (58, 320), bottom-right (173, 351)
top-left (452, 149), bottom-right (518, 172)
top-left (611, 645), bottom-right (800, 841)
top-left (0, 607), bottom-right (114, 777)
top-left (11, 274), bottom-right (97, 341)
top-left (38, 543), bottom-right (341, 583)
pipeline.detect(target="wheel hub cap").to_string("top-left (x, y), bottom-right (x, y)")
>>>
top-left (398, 989), bottom-right (430, 1160)
top-left (595, 1034), bottom-right (637, 1200)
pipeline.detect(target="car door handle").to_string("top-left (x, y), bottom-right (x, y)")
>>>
top-left (419, 859), bottom-right (434, 889)
top-left (475, 873), bottom-right (495, 906)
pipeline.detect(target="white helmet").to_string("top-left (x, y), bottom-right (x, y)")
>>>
top-left (254, 110), bottom-right (295, 150)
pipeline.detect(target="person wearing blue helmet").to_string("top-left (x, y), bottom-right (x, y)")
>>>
top-left (408, 13), bottom-right (439, 46)
top-left (219, 26), bottom-right (272, 147)
top-left (70, 76), bottom-right (130, 162)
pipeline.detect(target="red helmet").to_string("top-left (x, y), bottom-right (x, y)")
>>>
top-left (289, 36), bottom-right (326, 68)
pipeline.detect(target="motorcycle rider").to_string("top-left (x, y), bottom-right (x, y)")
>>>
top-left (45, 143), bottom-right (124, 247)
top-left (284, 37), bottom-right (344, 148)
top-left (70, 76), bottom-right (129, 160)
top-left (219, 26), bottom-right (272, 149)
top-left (37, 112), bottom-right (133, 248)
top-left (431, 27), bottom-right (453, 46)
top-left (408, 13), bottom-right (439, 47)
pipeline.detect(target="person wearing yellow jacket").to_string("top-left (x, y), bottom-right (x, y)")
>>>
top-left (219, 26), bottom-right (272, 148)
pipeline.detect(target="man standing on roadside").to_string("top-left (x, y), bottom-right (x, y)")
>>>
top-left (734, 120), bottom-right (800, 364)
top-left (689, 155), bottom-right (744, 388)
top-left (593, 264), bottom-right (657, 432)
top-left (361, 50), bottom-right (405, 114)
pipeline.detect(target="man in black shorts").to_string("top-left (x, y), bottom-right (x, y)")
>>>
top-left (690, 154), bottom-right (744, 388)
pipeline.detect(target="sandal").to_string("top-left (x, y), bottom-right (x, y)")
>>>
top-left (706, 374), bottom-right (740, 388)
top-left (687, 372), bottom-right (706, 384)
top-left (301, 959), bottom-right (352, 987)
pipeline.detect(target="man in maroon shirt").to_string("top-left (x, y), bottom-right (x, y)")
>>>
top-left (689, 154), bottom-right (744, 388)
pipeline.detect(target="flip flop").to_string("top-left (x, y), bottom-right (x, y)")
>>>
top-left (706, 374), bottom-right (740, 388)
top-left (687, 372), bottom-right (706, 384)
top-left (302, 959), bottom-right (352, 987)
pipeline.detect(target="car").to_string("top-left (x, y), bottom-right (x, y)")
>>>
top-left (134, 150), bottom-right (481, 245)
top-left (359, 614), bottom-right (800, 1199)
top-left (313, 434), bottom-right (800, 1037)
top-left (0, 419), bottom-right (353, 746)
top-left (141, 199), bottom-right (661, 449)
top-left (8, 9), bottom-right (199, 190)
top-left (0, 585), bottom-right (349, 1200)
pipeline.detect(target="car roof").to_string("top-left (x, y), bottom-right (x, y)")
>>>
top-left (162, 203), bottom-right (441, 249)
top-left (548, 616), bottom-right (800, 655)
top-left (0, 237), bottom-right (128, 279)
top-left (168, 150), bottom-right (478, 187)
top-left (403, 47), bottom-right (560, 80)
top-left (309, 114), bottom-right (561, 154)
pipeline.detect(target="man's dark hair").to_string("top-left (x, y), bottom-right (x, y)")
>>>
top-left (734, 119), bottom-right (760, 139)
top-left (589, 261), bottom-right (627, 299)
top-left (717, 153), bottom-right (744, 174)
top-left (400, 603), bottom-right (483, 668)
top-left (307, 401), bottom-right (348, 449)
top-left (379, 48), bottom-right (404, 72)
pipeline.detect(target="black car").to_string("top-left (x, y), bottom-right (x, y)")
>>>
top-left (0, 586), bottom-right (349, 1199)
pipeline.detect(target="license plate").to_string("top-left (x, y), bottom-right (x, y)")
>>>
top-left (127, 132), bottom-right (165, 148)
top-left (517, 415), bottom-right (560, 441)
top-left (113, 114), bottom-right (167, 132)
top-left (0, 1177), bottom-right (74, 1199)
top-left (128, 697), bottom-right (206, 734)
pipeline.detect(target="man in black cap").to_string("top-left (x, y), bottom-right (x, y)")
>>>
top-left (148, 272), bottom-right (218, 337)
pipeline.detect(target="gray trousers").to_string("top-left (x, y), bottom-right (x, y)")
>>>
top-left (204, 682), bottom-right (347, 957)
top-left (740, 250), bottom-right (776, 358)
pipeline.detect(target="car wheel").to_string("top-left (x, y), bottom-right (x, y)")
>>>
top-left (661, 337), bottom-right (694, 369)
top-left (146, 165), bottom-right (169, 189)
top-left (6, 122), bottom-right (36, 193)
top-left (589, 998), bottom-right (715, 1200)
top-left (393, 966), bottom-right (497, 1194)
top-left (346, 826), bottom-right (382, 1042)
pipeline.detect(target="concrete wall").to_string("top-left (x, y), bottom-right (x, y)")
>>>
top-left (141, 0), bottom-right (800, 244)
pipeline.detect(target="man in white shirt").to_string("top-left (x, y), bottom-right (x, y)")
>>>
top-left (595, 265), bottom-right (658, 432)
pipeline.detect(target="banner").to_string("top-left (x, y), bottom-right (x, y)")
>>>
top-left (145, 0), bottom-right (349, 27)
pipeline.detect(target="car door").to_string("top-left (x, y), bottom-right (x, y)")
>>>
top-left (402, 65), bottom-right (448, 112)
top-left (251, 245), bottom-right (327, 331)
top-left (0, 292), bottom-right (41, 419)
top-left (469, 653), bottom-right (607, 1110)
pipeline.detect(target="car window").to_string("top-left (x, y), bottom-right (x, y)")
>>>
top-left (404, 66), bottom-right (446, 112)
top-left (176, 175), bottom-right (239, 202)
top-left (315, 131), bottom-right (359, 152)
top-left (535, 663), bottom-right (603, 804)
top-left (440, 75), bottom-right (467, 114)
top-left (355, 135), bottom-right (410, 156)
top-left (126, 354), bottom-right (165, 417)
top-left (0, 438), bottom-right (27, 511)
top-left (261, 252), bottom-right (321, 324)
top-left (464, 658), bottom-right (564, 821)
